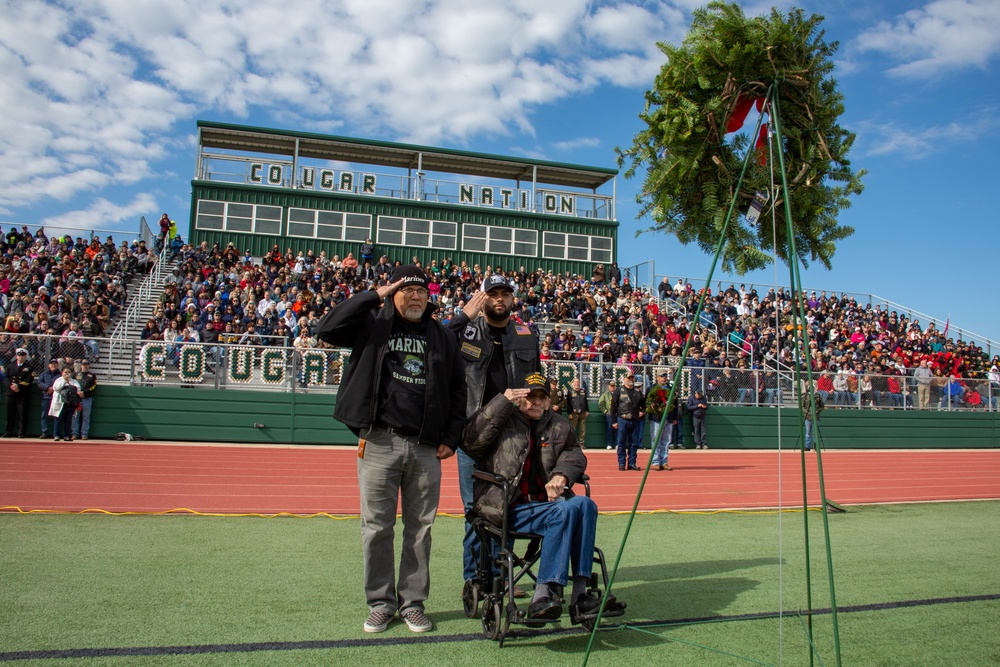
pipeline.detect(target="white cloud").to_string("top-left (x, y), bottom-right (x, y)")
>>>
top-left (854, 0), bottom-right (1000, 78)
top-left (39, 193), bottom-right (159, 234)
top-left (856, 108), bottom-right (999, 158)
top-left (553, 137), bottom-right (601, 151)
top-left (0, 0), bottom-right (687, 215)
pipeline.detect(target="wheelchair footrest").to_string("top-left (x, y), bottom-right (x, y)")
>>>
top-left (569, 596), bottom-right (627, 625)
top-left (510, 607), bottom-right (561, 629)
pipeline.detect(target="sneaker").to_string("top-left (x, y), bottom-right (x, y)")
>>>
top-left (401, 608), bottom-right (432, 633)
top-left (606, 445), bottom-right (613, 450)
top-left (363, 608), bottom-right (394, 633)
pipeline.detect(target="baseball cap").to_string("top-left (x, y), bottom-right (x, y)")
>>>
top-left (481, 275), bottom-right (513, 293)
top-left (657, 369), bottom-right (669, 377)
top-left (390, 265), bottom-right (429, 289)
top-left (524, 372), bottom-right (549, 395)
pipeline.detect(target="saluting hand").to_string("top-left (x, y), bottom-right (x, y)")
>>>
top-left (462, 290), bottom-right (487, 319)
top-left (375, 278), bottom-right (406, 300)
top-left (504, 387), bottom-right (530, 408)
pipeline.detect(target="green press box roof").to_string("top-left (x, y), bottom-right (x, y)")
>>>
top-left (196, 120), bottom-right (617, 191)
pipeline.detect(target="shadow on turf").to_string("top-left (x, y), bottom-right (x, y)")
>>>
top-left (485, 558), bottom-right (780, 652)
top-left (615, 557), bottom-right (781, 582)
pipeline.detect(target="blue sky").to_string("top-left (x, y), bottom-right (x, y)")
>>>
top-left (2, 0), bottom-right (999, 345)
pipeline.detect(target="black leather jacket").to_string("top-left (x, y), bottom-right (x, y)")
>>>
top-left (448, 311), bottom-right (540, 416)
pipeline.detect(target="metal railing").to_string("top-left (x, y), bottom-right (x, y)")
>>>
top-left (5, 333), bottom-right (994, 413)
top-left (108, 237), bottom-right (170, 363)
top-left (537, 360), bottom-right (999, 413)
top-left (198, 153), bottom-right (615, 221)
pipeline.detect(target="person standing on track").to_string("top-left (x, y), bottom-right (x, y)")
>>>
top-left (4, 348), bottom-right (34, 438)
top-left (316, 265), bottom-right (467, 635)
top-left (447, 274), bottom-right (540, 601)
top-left (611, 372), bottom-right (645, 470)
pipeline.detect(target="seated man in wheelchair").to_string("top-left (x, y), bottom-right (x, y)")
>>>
top-left (461, 372), bottom-right (617, 623)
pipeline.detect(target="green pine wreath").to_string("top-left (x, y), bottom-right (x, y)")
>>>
top-left (617, 1), bottom-right (866, 274)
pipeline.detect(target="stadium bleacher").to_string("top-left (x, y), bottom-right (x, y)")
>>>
top-left (4, 224), bottom-right (998, 410)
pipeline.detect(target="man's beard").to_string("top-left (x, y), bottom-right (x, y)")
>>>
top-left (486, 302), bottom-right (511, 322)
top-left (402, 305), bottom-right (424, 322)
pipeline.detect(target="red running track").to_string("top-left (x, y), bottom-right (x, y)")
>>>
top-left (1, 440), bottom-right (998, 515)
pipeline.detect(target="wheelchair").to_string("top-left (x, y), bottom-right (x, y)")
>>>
top-left (461, 471), bottom-right (626, 644)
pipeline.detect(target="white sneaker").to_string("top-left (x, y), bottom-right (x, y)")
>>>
top-left (363, 608), bottom-right (394, 633)
top-left (401, 608), bottom-right (432, 633)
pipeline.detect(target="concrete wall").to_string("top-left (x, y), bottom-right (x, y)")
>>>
top-left (6, 387), bottom-right (997, 449)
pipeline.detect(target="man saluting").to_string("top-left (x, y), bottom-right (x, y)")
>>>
top-left (316, 265), bottom-right (467, 634)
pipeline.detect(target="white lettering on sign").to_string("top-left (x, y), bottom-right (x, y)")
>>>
top-left (220, 161), bottom-right (594, 216)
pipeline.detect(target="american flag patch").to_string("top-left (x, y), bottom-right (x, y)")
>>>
top-left (515, 325), bottom-right (532, 336)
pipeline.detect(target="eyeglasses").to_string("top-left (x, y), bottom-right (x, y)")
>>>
top-left (399, 287), bottom-right (429, 297)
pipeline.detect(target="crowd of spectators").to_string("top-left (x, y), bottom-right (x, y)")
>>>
top-left (136, 235), bottom-right (999, 408)
top-left (0, 224), bottom-right (155, 364)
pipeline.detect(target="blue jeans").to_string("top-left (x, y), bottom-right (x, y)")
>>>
top-left (604, 414), bottom-right (614, 447)
top-left (508, 496), bottom-right (597, 586)
top-left (73, 397), bottom-right (93, 438)
top-left (650, 418), bottom-right (673, 466)
top-left (457, 448), bottom-right (478, 581)
top-left (616, 417), bottom-right (642, 468)
top-left (804, 419), bottom-right (814, 449)
top-left (40, 397), bottom-right (53, 435)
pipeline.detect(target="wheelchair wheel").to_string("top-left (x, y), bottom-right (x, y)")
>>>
top-left (462, 579), bottom-right (481, 619)
top-left (482, 599), bottom-right (503, 641)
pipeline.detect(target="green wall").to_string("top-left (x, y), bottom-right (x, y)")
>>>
top-left (5, 388), bottom-right (998, 449)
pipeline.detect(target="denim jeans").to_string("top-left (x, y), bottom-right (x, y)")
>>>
top-left (804, 419), bottom-right (814, 449)
top-left (604, 414), bottom-right (614, 447)
top-left (457, 448), bottom-right (478, 581)
top-left (616, 417), bottom-right (642, 468)
top-left (73, 397), bottom-right (93, 438)
top-left (508, 495), bottom-right (597, 586)
top-left (40, 397), bottom-right (52, 435)
top-left (692, 415), bottom-right (706, 446)
top-left (649, 418), bottom-right (672, 466)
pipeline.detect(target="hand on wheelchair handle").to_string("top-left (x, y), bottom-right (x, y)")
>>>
top-left (545, 474), bottom-right (569, 501)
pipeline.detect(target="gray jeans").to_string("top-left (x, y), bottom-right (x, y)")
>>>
top-left (357, 427), bottom-right (442, 615)
top-left (692, 415), bottom-right (706, 445)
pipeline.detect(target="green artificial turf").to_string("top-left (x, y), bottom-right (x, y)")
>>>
top-left (1, 502), bottom-right (998, 666)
